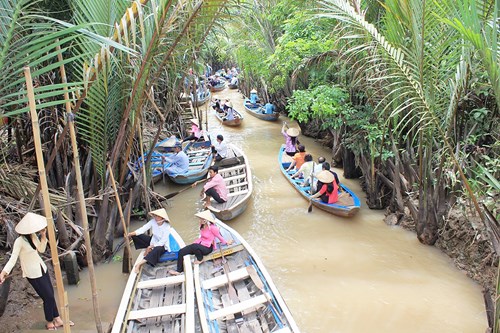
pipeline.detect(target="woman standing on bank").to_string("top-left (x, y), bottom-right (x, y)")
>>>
top-left (0, 212), bottom-right (74, 330)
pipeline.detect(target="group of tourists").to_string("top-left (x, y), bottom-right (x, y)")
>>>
top-left (247, 89), bottom-right (276, 115)
top-left (212, 98), bottom-right (237, 121)
top-left (282, 122), bottom-right (344, 205)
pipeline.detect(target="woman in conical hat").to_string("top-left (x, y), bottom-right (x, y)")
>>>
top-left (310, 170), bottom-right (339, 204)
top-left (0, 213), bottom-right (74, 330)
top-left (127, 208), bottom-right (171, 273)
top-left (281, 121), bottom-right (300, 157)
top-left (182, 118), bottom-right (202, 143)
top-left (249, 88), bottom-right (259, 104)
top-left (169, 210), bottom-right (233, 275)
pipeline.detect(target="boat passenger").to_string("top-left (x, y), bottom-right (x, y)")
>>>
top-left (291, 154), bottom-right (314, 179)
top-left (281, 122), bottom-right (300, 157)
top-left (163, 143), bottom-right (189, 176)
top-left (249, 88), bottom-right (259, 105)
top-left (314, 162), bottom-right (342, 194)
top-left (211, 134), bottom-right (228, 161)
top-left (286, 144), bottom-right (307, 171)
top-left (230, 76), bottom-right (238, 86)
top-left (168, 210), bottom-right (234, 275)
top-left (0, 213), bottom-right (75, 330)
top-left (127, 209), bottom-right (171, 274)
top-left (302, 156), bottom-right (325, 188)
top-left (263, 102), bottom-right (276, 114)
top-left (194, 165), bottom-right (228, 208)
top-left (310, 170), bottom-right (339, 204)
top-left (182, 118), bottom-right (203, 142)
top-left (223, 102), bottom-right (236, 121)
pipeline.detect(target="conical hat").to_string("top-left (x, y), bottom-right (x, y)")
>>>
top-left (250, 89), bottom-right (257, 93)
top-left (190, 118), bottom-right (199, 126)
top-left (159, 136), bottom-right (177, 148)
top-left (149, 208), bottom-right (170, 221)
top-left (195, 210), bottom-right (217, 224)
top-left (316, 170), bottom-right (335, 183)
top-left (286, 128), bottom-right (299, 137)
top-left (15, 212), bottom-right (47, 235)
top-left (225, 101), bottom-right (233, 108)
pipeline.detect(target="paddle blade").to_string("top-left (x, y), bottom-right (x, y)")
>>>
top-left (164, 191), bottom-right (180, 200)
top-left (307, 200), bottom-right (313, 213)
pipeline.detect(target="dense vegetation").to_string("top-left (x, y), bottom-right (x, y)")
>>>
top-left (0, 0), bottom-right (498, 331)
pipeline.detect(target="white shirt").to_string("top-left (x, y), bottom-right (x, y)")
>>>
top-left (213, 141), bottom-right (228, 158)
top-left (134, 219), bottom-right (171, 250)
top-left (3, 235), bottom-right (48, 278)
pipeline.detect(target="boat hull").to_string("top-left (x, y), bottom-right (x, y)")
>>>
top-left (214, 109), bottom-right (243, 127)
top-left (243, 99), bottom-right (279, 121)
top-left (168, 140), bottom-right (213, 185)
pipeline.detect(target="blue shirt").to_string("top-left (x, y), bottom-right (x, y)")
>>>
top-left (250, 92), bottom-right (258, 104)
top-left (264, 103), bottom-right (275, 114)
top-left (165, 151), bottom-right (189, 176)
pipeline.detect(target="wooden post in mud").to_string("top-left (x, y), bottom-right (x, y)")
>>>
top-left (24, 66), bottom-right (71, 333)
top-left (107, 164), bottom-right (133, 273)
top-left (57, 48), bottom-right (103, 333)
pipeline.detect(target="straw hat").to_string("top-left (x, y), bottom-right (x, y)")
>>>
top-left (15, 212), bottom-right (47, 235)
top-left (286, 128), bottom-right (300, 137)
top-left (250, 89), bottom-right (257, 93)
top-left (190, 118), bottom-right (199, 126)
top-left (225, 101), bottom-right (233, 108)
top-left (316, 170), bottom-right (335, 184)
top-left (160, 136), bottom-right (177, 148)
top-left (149, 208), bottom-right (170, 221)
top-left (195, 210), bottom-right (217, 224)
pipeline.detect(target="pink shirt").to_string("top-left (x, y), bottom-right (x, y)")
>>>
top-left (194, 224), bottom-right (228, 248)
top-left (203, 174), bottom-right (228, 201)
top-left (191, 124), bottom-right (202, 139)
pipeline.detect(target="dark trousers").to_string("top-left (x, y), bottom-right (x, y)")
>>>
top-left (205, 187), bottom-right (226, 203)
top-left (286, 151), bottom-right (296, 157)
top-left (175, 243), bottom-right (212, 272)
top-left (27, 268), bottom-right (59, 322)
top-left (131, 234), bottom-right (166, 266)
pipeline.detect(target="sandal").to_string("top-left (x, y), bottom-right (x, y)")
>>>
top-left (46, 323), bottom-right (57, 331)
top-left (55, 320), bottom-right (75, 328)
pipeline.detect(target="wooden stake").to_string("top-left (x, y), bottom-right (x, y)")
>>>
top-left (107, 163), bottom-right (133, 273)
top-left (24, 66), bottom-right (71, 333)
top-left (57, 48), bottom-right (103, 333)
top-left (137, 120), bottom-right (151, 213)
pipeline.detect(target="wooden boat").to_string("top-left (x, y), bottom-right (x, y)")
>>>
top-left (210, 81), bottom-right (227, 92)
top-left (168, 140), bottom-right (213, 185)
top-left (194, 214), bottom-right (301, 333)
top-left (112, 227), bottom-right (195, 333)
top-left (228, 83), bottom-right (238, 89)
top-left (191, 88), bottom-right (211, 107)
top-left (134, 137), bottom-right (178, 183)
top-left (278, 145), bottom-right (360, 217)
top-left (213, 108), bottom-right (243, 127)
top-left (207, 144), bottom-right (252, 220)
top-left (243, 98), bottom-right (280, 121)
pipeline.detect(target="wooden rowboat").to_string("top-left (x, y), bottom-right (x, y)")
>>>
top-left (133, 136), bottom-right (178, 183)
top-left (207, 144), bottom-right (252, 220)
top-left (168, 140), bottom-right (213, 185)
top-left (278, 145), bottom-right (360, 217)
top-left (214, 108), bottom-right (243, 127)
top-left (210, 81), bottom-right (227, 92)
top-left (194, 214), bottom-right (300, 333)
top-left (112, 227), bottom-right (195, 333)
top-left (243, 98), bottom-right (279, 121)
top-left (191, 88), bottom-right (211, 107)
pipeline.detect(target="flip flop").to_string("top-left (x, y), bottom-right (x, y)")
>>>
top-left (46, 324), bottom-right (57, 331)
top-left (55, 321), bottom-right (74, 328)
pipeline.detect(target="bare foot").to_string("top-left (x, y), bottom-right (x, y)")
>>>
top-left (168, 270), bottom-right (181, 276)
top-left (194, 260), bottom-right (202, 265)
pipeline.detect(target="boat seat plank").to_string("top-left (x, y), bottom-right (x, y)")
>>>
top-left (128, 304), bottom-right (186, 320)
top-left (218, 164), bottom-right (245, 173)
top-left (187, 149), bottom-right (211, 155)
top-left (224, 174), bottom-right (246, 182)
top-left (208, 295), bottom-right (267, 321)
top-left (202, 267), bottom-right (250, 290)
top-left (226, 181), bottom-right (248, 190)
top-left (227, 190), bottom-right (249, 198)
top-left (202, 244), bottom-right (244, 262)
top-left (136, 275), bottom-right (185, 289)
top-left (273, 328), bottom-right (292, 333)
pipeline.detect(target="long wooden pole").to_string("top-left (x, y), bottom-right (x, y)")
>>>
top-left (107, 163), bottom-right (133, 273)
top-left (56, 49), bottom-right (103, 333)
top-left (24, 66), bottom-right (71, 333)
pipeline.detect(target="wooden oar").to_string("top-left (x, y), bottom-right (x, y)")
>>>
top-left (307, 199), bottom-right (313, 213)
top-left (307, 163), bottom-right (316, 213)
top-left (246, 265), bottom-right (280, 318)
top-left (218, 244), bottom-right (244, 324)
top-left (164, 178), bottom-right (208, 200)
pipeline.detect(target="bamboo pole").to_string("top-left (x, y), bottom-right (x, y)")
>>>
top-left (57, 48), bottom-right (103, 333)
top-left (137, 120), bottom-right (151, 213)
top-left (107, 163), bottom-right (133, 273)
top-left (24, 66), bottom-right (71, 333)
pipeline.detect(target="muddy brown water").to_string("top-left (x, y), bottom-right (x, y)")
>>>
top-left (13, 88), bottom-right (487, 332)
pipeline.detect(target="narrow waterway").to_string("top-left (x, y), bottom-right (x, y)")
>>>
top-left (45, 88), bottom-right (486, 332)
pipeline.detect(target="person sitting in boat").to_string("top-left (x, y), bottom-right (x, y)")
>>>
top-left (291, 153), bottom-right (314, 180)
top-left (230, 75), bottom-right (238, 86)
top-left (286, 144), bottom-right (307, 172)
top-left (169, 210), bottom-right (234, 275)
top-left (302, 156), bottom-right (325, 188)
top-left (282, 122), bottom-right (300, 157)
top-left (163, 143), bottom-right (189, 176)
top-left (263, 102), bottom-right (276, 114)
top-left (314, 162), bottom-right (342, 194)
top-left (223, 102), bottom-right (236, 121)
top-left (249, 88), bottom-right (259, 106)
top-left (195, 165), bottom-right (228, 208)
top-left (127, 209), bottom-right (171, 273)
top-left (310, 170), bottom-right (339, 204)
top-left (211, 134), bottom-right (228, 161)
top-left (182, 118), bottom-right (203, 142)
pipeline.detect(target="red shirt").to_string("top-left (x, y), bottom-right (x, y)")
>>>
top-left (318, 182), bottom-right (339, 204)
